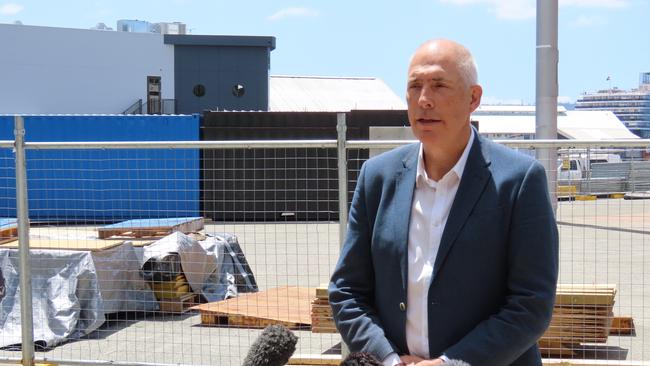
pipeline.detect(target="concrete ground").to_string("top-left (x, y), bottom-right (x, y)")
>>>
top-left (1, 199), bottom-right (649, 365)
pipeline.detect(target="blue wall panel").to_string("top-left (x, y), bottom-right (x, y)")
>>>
top-left (0, 115), bottom-right (199, 222)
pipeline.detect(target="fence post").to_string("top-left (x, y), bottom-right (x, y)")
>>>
top-left (14, 115), bottom-right (35, 366)
top-left (336, 113), bottom-right (348, 248)
top-left (586, 147), bottom-right (592, 194)
top-left (336, 112), bottom-right (349, 358)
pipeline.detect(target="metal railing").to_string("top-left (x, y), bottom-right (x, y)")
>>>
top-left (122, 99), bottom-right (176, 115)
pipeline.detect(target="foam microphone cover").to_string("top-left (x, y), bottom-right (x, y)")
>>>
top-left (339, 351), bottom-right (382, 366)
top-left (241, 324), bottom-right (298, 366)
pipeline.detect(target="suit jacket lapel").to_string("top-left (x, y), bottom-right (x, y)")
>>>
top-left (432, 134), bottom-right (492, 280)
top-left (395, 144), bottom-right (419, 292)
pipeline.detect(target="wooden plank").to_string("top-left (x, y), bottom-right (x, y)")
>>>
top-left (200, 313), bottom-right (308, 330)
top-left (543, 360), bottom-right (649, 366)
top-left (98, 217), bottom-right (204, 239)
top-left (288, 354), bottom-right (341, 365)
top-left (315, 284), bottom-right (328, 299)
top-left (610, 316), bottom-right (635, 335)
top-left (0, 218), bottom-right (18, 243)
top-left (557, 284), bottom-right (617, 291)
top-left (0, 238), bottom-right (132, 251)
top-left (194, 286), bottom-right (313, 328)
top-left (555, 293), bottom-right (616, 306)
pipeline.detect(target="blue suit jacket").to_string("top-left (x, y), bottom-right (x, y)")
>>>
top-left (329, 133), bottom-right (559, 366)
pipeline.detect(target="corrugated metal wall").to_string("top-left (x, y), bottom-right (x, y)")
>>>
top-left (200, 110), bottom-right (408, 221)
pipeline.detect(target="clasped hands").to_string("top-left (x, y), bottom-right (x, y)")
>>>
top-left (398, 355), bottom-right (445, 366)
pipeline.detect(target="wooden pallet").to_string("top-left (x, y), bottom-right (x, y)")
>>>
top-left (0, 218), bottom-right (17, 244)
top-left (158, 293), bottom-right (198, 313)
top-left (98, 217), bottom-right (204, 239)
top-left (193, 286), bottom-right (313, 329)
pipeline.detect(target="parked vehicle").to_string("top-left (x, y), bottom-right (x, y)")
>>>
top-left (558, 153), bottom-right (622, 181)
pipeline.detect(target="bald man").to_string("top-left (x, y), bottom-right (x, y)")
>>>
top-left (329, 39), bottom-right (558, 366)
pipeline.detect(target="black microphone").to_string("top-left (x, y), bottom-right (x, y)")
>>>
top-left (339, 352), bottom-right (382, 366)
top-left (446, 359), bottom-right (471, 366)
top-left (242, 324), bottom-right (298, 366)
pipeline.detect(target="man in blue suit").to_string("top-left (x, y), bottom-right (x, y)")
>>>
top-left (329, 39), bottom-right (558, 366)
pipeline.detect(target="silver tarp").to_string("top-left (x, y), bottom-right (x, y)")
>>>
top-left (0, 232), bottom-right (257, 349)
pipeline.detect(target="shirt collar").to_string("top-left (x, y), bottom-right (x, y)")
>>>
top-left (416, 128), bottom-right (475, 188)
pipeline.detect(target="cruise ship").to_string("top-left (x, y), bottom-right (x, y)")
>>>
top-left (575, 72), bottom-right (650, 138)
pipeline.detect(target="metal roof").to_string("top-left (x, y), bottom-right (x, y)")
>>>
top-left (473, 109), bottom-right (638, 139)
top-left (269, 75), bottom-right (407, 112)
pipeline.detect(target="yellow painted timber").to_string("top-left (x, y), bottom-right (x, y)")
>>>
top-left (575, 195), bottom-right (597, 201)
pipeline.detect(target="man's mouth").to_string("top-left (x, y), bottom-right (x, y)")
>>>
top-left (417, 118), bottom-right (442, 124)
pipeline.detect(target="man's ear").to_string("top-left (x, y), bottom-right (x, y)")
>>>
top-left (469, 85), bottom-right (483, 112)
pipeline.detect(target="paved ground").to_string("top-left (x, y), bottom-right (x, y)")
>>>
top-left (1, 199), bottom-right (650, 365)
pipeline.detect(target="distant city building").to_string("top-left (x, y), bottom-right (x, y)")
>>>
top-left (91, 22), bottom-right (113, 31)
top-left (575, 72), bottom-right (650, 138)
top-left (153, 22), bottom-right (187, 35)
top-left (116, 20), bottom-right (187, 34)
top-left (117, 19), bottom-right (154, 33)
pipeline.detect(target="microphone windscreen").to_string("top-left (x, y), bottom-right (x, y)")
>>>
top-left (241, 324), bottom-right (298, 366)
top-left (339, 351), bottom-right (382, 366)
top-left (446, 359), bottom-right (471, 366)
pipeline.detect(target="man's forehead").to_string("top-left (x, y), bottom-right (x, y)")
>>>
top-left (408, 63), bottom-right (457, 81)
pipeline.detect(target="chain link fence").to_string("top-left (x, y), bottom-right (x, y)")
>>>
top-left (0, 116), bottom-right (649, 365)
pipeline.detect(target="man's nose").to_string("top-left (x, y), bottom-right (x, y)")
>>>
top-left (418, 87), bottom-right (434, 108)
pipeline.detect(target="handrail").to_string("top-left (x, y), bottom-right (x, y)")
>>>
top-left (11, 139), bottom-right (650, 150)
top-left (122, 99), bottom-right (143, 114)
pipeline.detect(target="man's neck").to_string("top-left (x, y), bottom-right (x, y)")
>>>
top-left (422, 128), bottom-right (472, 181)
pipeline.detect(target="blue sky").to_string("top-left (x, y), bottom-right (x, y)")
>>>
top-left (1, 0), bottom-right (647, 105)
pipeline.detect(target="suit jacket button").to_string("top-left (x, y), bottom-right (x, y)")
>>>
top-left (399, 302), bottom-right (406, 311)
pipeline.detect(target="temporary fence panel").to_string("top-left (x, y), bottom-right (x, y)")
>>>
top-left (0, 125), bottom-right (649, 365)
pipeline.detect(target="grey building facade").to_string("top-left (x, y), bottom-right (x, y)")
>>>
top-left (0, 23), bottom-right (275, 114)
top-left (165, 35), bottom-right (275, 114)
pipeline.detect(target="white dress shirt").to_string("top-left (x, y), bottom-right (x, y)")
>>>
top-left (383, 129), bottom-right (474, 366)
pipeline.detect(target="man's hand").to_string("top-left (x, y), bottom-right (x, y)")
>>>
top-left (415, 359), bottom-right (445, 366)
top-left (398, 355), bottom-right (445, 365)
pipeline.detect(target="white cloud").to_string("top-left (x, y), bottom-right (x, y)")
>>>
top-left (439, 0), bottom-right (535, 20)
top-left (560, 0), bottom-right (628, 8)
top-left (439, 0), bottom-right (629, 20)
top-left (267, 7), bottom-right (319, 21)
top-left (0, 3), bottom-right (23, 16)
top-left (570, 14), bottom-right (607, 27)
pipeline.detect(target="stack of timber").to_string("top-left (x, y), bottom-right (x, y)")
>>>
top-left (539, 284), bottom-right (617, 357)
top-left (311, 285), bottom-right (336, 333)
top-left (149, 273), bottom-right (197, 313)
top-left (193, 286), bottom-right (312, 329)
